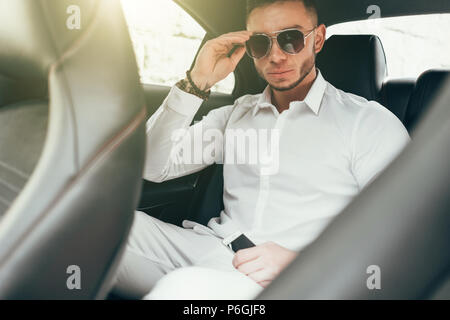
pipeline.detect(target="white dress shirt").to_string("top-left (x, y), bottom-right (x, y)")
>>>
top-left (144, 70), bottom-right (410, 252)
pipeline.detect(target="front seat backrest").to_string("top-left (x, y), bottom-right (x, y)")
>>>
top-left (0, 0), bottom-right (146, 299)
top-left (316, 34), bottom-right (387, 101)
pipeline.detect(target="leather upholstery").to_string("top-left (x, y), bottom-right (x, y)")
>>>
top-left (0, 100), bottom-right (49, 215)
top-left (404, 69), bottom-right (450, 132)
top-left (186, 164), bottom-right (225, 226)
top-left (0, 0), bottom-right (146, 299)
top-left (316, 34), bottom-right (387, 101)
top-left (379, 78), bottom-right (416, 124)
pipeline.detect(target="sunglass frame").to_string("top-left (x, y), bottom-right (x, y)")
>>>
top-left (246, 27), bottom-right (316, 59)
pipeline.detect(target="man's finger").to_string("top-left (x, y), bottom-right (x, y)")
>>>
top-left (208, 37), bottom-right (248, 54)
top-left (211, 36), bottom-right (250, 45)
top-left (247, 268), bottom-right (274, 284)
top-left (258, 280), bottom-right (271, 288)
top-left (232, 246), bottom-right (262, 268)
top-left (236, 257), bottom-right (264, 275)
top-left (228, 45), bottom-right (246, 63)
top-left (221, 30), bottom-right (252, 38)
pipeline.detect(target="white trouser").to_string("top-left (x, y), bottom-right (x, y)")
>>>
top-left (112, 211), bottom-right (263, 300)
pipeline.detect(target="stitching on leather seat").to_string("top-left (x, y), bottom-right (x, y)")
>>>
top-left (0, 161), bottom-right (28, 180)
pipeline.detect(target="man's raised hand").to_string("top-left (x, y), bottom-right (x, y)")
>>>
top-left (190, 31), bottom-right (252, 91)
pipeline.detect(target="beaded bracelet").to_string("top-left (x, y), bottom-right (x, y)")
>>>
top-left (175, 78), bottom-right (210, 101)
top-left (185, 70), bottom-right (211, 100)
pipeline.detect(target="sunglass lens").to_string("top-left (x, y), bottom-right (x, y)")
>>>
top-left (246, 35), bottom-right (270, 58)
top-left (277, 30), bottom-right (304, 54)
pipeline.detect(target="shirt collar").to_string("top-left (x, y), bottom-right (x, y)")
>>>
top-left (252, 68), bottom-right (327, 117)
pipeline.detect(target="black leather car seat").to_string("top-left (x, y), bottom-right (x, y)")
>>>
top-left (316, 34), bottom-right (387, 101)
top-left (404, 69), bottom-right (450, 133)
top-left (379, 78), bottom-right (416, 124)
top-left (0, 0), bottom-right (146, 299)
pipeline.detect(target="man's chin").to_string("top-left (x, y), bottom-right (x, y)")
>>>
top-left (268, 80), bottom-right (302, 92)
top-left (267, 67), bottom-right (314, 92)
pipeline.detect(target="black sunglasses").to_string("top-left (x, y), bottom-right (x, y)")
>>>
top-left (245, 27), bottom-right (316, 59)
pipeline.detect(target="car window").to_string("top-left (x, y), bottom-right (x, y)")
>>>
top-left (120, 0), bottom-right (235, 94)
top-left (327, 14), bottom-right (450, 78)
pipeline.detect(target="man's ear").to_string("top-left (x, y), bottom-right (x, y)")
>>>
top-left (314, 24), bottom-right (326, 55)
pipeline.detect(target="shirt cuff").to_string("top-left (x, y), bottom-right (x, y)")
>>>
top-left (165, 84), bottom-right (205, 116)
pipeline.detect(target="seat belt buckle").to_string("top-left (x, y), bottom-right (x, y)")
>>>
top-left (222, 232), bottom-right (255, 253)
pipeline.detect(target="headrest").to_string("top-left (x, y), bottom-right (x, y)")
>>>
top-left (405, 69), bottom-right (450, 131)
top-left (0, 0), bottom-right (97, 80)
top-left (316, 34), bottom-right (387, 101)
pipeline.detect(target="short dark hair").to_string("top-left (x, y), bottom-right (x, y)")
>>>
top-left (246, 0), bottom-right (320, 26)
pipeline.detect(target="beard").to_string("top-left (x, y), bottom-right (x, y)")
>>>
top-left (258, 51), bottom-right (316, 92)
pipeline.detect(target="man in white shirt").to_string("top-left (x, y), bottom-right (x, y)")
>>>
top-left (112, 0), bottom-right (410, 299)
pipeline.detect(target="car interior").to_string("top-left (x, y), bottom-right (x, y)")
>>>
top-left (138, 0), bottom-right (450, 228)
top-left (0, 0), bottom-right (449, 299)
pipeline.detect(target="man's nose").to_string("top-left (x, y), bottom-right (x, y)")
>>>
top-left (268, 39), bottom-right (287, 63)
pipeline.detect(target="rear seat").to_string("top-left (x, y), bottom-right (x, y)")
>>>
top-left (316, 34), bottom-right (387, 102)
top-left (379, 77), bottom-right (416, 124)
top-left (316, 35), bottom-right (449, 136)
top-left (403, 69), bottom-right (450, 133)
top-left (316, 34), bottom-right (415, 126)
